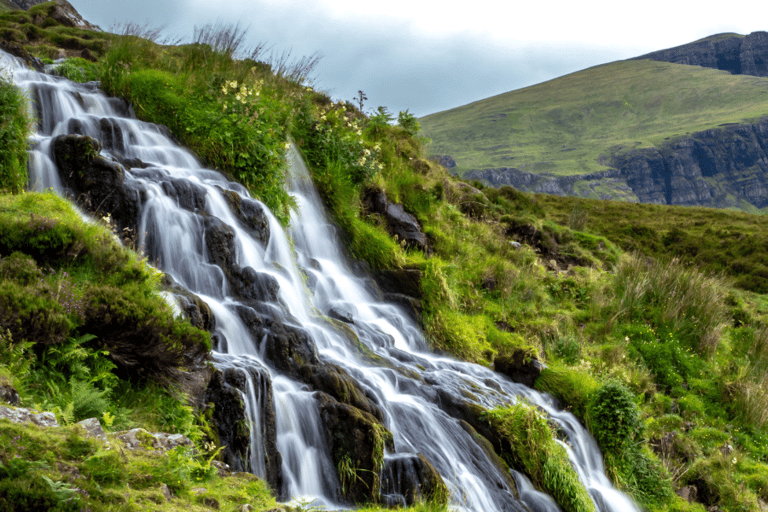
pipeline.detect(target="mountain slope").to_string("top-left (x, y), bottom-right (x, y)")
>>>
top-left (633, 31), bottom-right (768, 77)
top-left (420, 37), bottom-right (768, 210)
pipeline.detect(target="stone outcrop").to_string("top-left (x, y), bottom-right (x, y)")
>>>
top-left (204, 365), bottom-right (283, 494)
top-left (53, 134), bottom-right (142, 241)
top-left (7, 0), bottom-right (101, 31)
top-left (363, 188), bottom-right (430, 254)
top-left (467, 117), bottom-right (768, 210)
top-left (316, 391), bottom-right (394, 503)
top-left (633, 31), bottom-right (768, 77)
top-left (380, 453), bottom-right (448, 506)
top-left (494, 348), bottom-right (546, 388)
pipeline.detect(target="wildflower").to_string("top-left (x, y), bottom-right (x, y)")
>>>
top-left (229, 80), bottom-right (238, 89)
top-left (284, 142), bottom-right (291, 150)
top-left (732, 457), bottom-right (737, 464)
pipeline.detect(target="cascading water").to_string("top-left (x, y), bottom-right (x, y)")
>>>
top-left (3, 49), bottom-right (639, 512)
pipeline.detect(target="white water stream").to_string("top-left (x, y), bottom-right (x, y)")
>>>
top-left (2, 50), bottom-right (639, 512)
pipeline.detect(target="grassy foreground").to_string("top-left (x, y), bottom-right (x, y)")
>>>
top-left (2, 3), bottom-right (768, 512)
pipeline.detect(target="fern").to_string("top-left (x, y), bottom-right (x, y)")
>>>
top-left (69, 379), bottom-right (110, 422)
top-left (0, 328), bottom-right (35, 380)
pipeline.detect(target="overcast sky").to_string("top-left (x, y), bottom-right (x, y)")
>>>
top-left (70, 0), bottom-right (768, 118)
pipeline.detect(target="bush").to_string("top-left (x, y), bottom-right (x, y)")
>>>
top-left (0, 74), bottom-right (29, 193)
top-left (587, 381), bottom-right (642, 452)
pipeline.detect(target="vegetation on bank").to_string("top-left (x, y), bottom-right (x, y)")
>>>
top-left (2, 3), bottom-right (768, 512)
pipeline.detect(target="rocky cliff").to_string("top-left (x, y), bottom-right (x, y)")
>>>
top-left (466, 117), bottom-right (768, 209)
top-left (633, 31), bottom-right (768, 77)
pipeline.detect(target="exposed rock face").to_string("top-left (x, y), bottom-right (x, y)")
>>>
top-left (8, 0), bottom-right (101, 31)
top-left (380, 453), bottom-right (448, 506)
top-left (432, 155), bottom-right (457, 168)
top-left (52, 134), bottom-right (142, 240)
top-left (316, 392), bottom-right (394, 503)
top-left (205, 365), bottom-right (283, 494)
top-left (633, 31), bottom-right (768, 77)
top-left (467, 117), bottom-right (768, 210)
top-left (494, 349), bottom-right (546, 388)
top-left (363, 188), bottom-right (430, 253)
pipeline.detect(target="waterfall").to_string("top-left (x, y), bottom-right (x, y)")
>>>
top-left (2, 49), bottom-right (639, 512)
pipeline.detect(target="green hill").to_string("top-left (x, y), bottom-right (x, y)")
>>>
top-left (420, 57), bottom-right (768, 176)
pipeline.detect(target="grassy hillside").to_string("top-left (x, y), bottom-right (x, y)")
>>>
top-left (4, 4), bottom-right (768, 512)
top-left (420, 58), bottom-right (768, 175)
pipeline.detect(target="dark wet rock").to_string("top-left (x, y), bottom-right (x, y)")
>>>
top-left (328, 303), bottom-right (356, 324)
top-left (219, 188), bottom-right (270, 246)
top-left (380, 453), bottom-right (448, 506)
top-left (235, 304), bottom-right (384, 422)
top-left (163, 276), bottom-right (217, 333)
top-left (0, 383), bottom-right (20, 405)
top-left (0, 40), bottom-right (43, 71)
top-left (382, 293), bottom-right (422, 325)
top-left (307, 364), bottom-right (384, 422)
top-left (316, 392), bottom-right (394, 504)
top-left (179, 293), bottom-right (217, 333)
top-left (205, 365), bottom-right (282, 493)
top-left (163, 178), bottom-right (207, 212)
top-left (372, 268), bottom-right (423, 299)
top-left (53, 134), bottom-right (140, 238)
top-left (120, 157), bottom-right (150, 170)
top-left (204, 216), bottom-right (236, 270)
top-left (494, 348), bottom-right (546, 388)
top-left (98, 117), bottom-right (126, 154)
top-left (385, 203), bottom-right (429, 251)
top-left (229, 266), bottom-right (280, 303)
top-left (363, 189), bottom-right (430, 253)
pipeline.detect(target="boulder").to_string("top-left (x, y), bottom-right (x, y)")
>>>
top-left (218, 188), bottom-right (270, 246)
top-left (0, 383), bottom-right (20, 406)
top-left (0, 405), bottom-right (58, 427)
top-left (229, 266), bottom-right (280, 303)
top-left (205, 365), bottom-right (282, 494)
top-left (316, 392), bottom-right (393, 503)
top-left (494, 348), bottom-right (546, 388)
top-left (380, 453), bottom-right (448, 506)
top-left (163, 178), bottom-right (207, 212)
top-left (364, 188), bottom-right (430, 253)
top-left (204, 216), bottom-right (236, 270)
top-left (52, 134), bottom-right (141, 239)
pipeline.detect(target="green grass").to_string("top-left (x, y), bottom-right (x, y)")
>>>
top-left (533, 193), bottom-right (768, 294)
top-left (421, 58), bottom-right (768, 175)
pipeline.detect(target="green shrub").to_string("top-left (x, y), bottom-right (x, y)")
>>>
top-left (604, 445), bottom-right (673, 508)
top-left (588, 381), bottom-right (642, 452)
top-left (0, 74), bottom-right (29, 193)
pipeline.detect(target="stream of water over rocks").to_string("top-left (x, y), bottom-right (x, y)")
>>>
top-left (2, 50), bottom-right (639, 512)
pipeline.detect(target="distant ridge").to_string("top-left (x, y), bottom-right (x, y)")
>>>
top-left (632, 31), bottom-right (768, 77)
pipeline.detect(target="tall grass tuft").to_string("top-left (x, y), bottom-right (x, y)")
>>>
top-left (485, 403), bottom-right (596, 512)
top-left (612, 255), bottom-right (728, 355)
top-left (723, 325), bottom-right (768, 429)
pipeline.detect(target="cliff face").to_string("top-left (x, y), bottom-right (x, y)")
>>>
top-left (466, 117), bottom-right (768, 209)
top-left (633, 31), bottom-right (768, 77)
